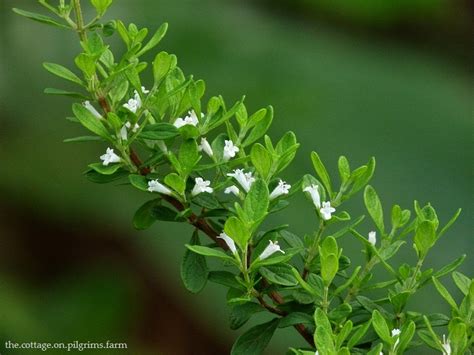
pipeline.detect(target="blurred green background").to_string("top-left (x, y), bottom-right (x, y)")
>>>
top-left (0, 0), bottom-right (472, 354)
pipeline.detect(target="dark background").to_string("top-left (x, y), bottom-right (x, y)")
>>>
top-left (0, 0), bottom-right (472, 354)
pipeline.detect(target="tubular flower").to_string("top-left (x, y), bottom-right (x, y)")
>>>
top-left (83, 100), bottom-right (102, 119)
top-left (227, 169), bottom-right (255, 192)
top-left (224, 185), bottom-right (240, 197)
top-left (123, 97), bottom-right (140, 113)
top-left (259, 240), bottom-right (285, 260)
top-left (173, 110), bottom-right (201, 128)
top-left (320, 201), bottom-right (336, 220)
top-left (217, 232), bottom-right (237, 254)
top-left (303, 184), bottom-right (321, 209)
top-left (119, 121), bottom-right (140, 141)
top-left (269, 180), bottom-right (291, 200)
top-left (191, 177), bottom-right (213, 196)
top-left (99, 147), bottom-right (121, 166)
top-left (391, 328), bottom-right (401, 349)
top-left (223, 140), bottom-right (239, 161)
top-left (442, 335), bottom-right (451, 355)
top-left (368, 231), bottom-right (377, 246)
top-left (198, 137), bottom-right (213, 157)
top-left (147, 179), bottom-right (172, 195)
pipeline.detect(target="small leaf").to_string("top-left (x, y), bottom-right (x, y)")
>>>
top-left (133, 199), bottom-right (160, 230)
top-left (311, 151), bottom-right (333, 198)
top-left (452, 271), bottom-right (471, 295)
top-left (129, 174), bottom-right (149, 192)
top-left (278, 312), bottom-right (313, 328)
top-left (414, 220), bottom-right (436, 258)
top-left (229, 303), bottom-right (264, 330)
top-left (153, 51), bottom-right (173, 84)
top-left (347, 320), bottom-right (371, 348)
top-left (43, 62), bottom-right (84, 85)
top-left (250, 144), bottom-right (272, 180)
top-left (259, 265), bottom-right (297, 286)
top-left (181, 233), bottom-right (208, 293)
top-left (137, 22), bottom-right (169, 56)
top-left (243, 179), bottom-right (269, 223)
top-left (13, 8), bottom-right (69, 29)
top-left (242, 106), bottom-right (273, 147)
top-left (231, 318), bottom-right (279, 355)
top-left (224, 217), bottom-right (250, 250)
top-left (72, 103), bottom-right (110, 140)
top-left (138, 122), bottom-right (178, 140)
top-left (371, 310), bottom-right (392, 344)
top-left (44, 88), bottom-right (88, 99)
top-left (185, 245), bottom-right (236, 264)
top-left (364, 185), bottom-right (385, 235)
top-left (90, 0), bottom-right (113, 15)
top-left (338, 156), bottom-right (350, 183)
top-left (432, 277), bottom-right (458, 311)
top-left (88, 162), bottom-right (122, 175)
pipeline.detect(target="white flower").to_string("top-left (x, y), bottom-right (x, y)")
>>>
top-left (269, 180), bottom-right (291, 200)
top-left (320, 201), bottom-right (336, 220)
top-left (191, 177), bottom-right (213, 196)
top-left (173, 110), bottom-right (200, 128)
top-left (119, 121), bottom-right (140, 141)
top-left (141, 86), bottom-right (150, 94)
top-left (442, 335), bottom-right (451, 355)
top-left (99, 147), bottom-right (121, 166)
top-left (303, 184), bottom-right (321, 209)
top-left (227, 169), bottom-right (255, 192)
top-left (315, 351), bottom-right (319, 355)
top-left (224, 185), bottom-right (240, 197)
top-left (123, 98), bottom-right (140, 113)
top-left (223, 140), bottom-right (239, 161)
top-left (392, 328), bottom-right (401, 349)
top-left (133, 90), bottom-right (142, 107)
top-left (218, 232), bottom-right (237, 254)
top-left (83, 101), bottom-right (102, 119)
top-left (259, 240), bottom-right (285, 260)
top-left (147, 179), bottom-right (172, 195)
top-left (198, 137), bottom-right (213, 157)
top-left (368, 231), bottom-right (377, 246)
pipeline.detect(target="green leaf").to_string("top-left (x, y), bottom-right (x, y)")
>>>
top-left (231, 318), bottom-right (279, 355)
top-left (88, 162), bottom-right (122, 175)
top-left (243, 179), bottom-right (269, 223)
top-left (328, 303), bottom-right (352, 321)
top-left (137, 23), bottom-right (168, 56)
top-left (242, 106), bottom-right (273, 147)
top-left (185, 245), bottom-right (236, 264)
top-left (335, 321), bottom-right (353, 349)
top-left (432, 255), bottom-right (466, 279)
top-left (138, 122), bottom-right (178, 140)
top-left (90, 0), bottom-right (113, 15)
top-left (437, 208), bottom-right (462, 240)
top-left (44, 88), bottom-right (88, 99)
top-left (250, 144), bottom-right (272, 180)
top-left (153, 51), bottom-right (173, 84)
top-left (72, 103), bottom-right (110, 140)
top-left (371, 310), bottom-right (392, 344)
top-left (128, 174), bottom-right (148, 192)
top-left (229, 303), bottom-right (264, 330)
top-left (151, 205), bottom-right (184, 222)
top-left (259, 265), bottom-right (298, 286)
top-left (414, 220), bottom-right (436, 258)
top-left (432, 277), bottom-right (458, 311)
top-left (314, 309), bottom-right (335, 353)
top-left (178, 139), bottom-right (199, 175)
top-left (452, 271), bottom-right (471, 295)
top-left (181, 233), bottom-right (208, 293)
top-left (85, 169), bottom-right (127, 184)
top-left (132, 199), bottom-right (160, 230)
top-left (311, 151), bottom-right (333, 198)
top-left (208, 271), bottom-right (243, 290)
top-left (43, 62), bottom-right (84, 85)
top-left (321, 254), bottom-right (338, 285)
top-left (224, 217), bottom-right (250, 250)
top-left (347, 320), bottom-right (371, 348)
top-left (63, 136), bottom-right (102, 143)
top-left (164, 173), bottom-right (185, 195)
top-left (398, 321), bottom-right (416, 353)
top-left (75, 53), bottom-right (96, 78)
top-left (338, 156), bottom-right (351, 183)
top-left (278, 312), bottom-right (313, 328)
top-left (364, 185), bottom-right (385, 235)
top-left (13, 8), bottom-right (69, 29)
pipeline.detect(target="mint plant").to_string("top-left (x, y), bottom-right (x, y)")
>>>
top-left (14, 1), bottom-right (473, 354)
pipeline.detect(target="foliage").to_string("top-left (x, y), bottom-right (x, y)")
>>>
top-left (15, 1), bottom-right (472, 354)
